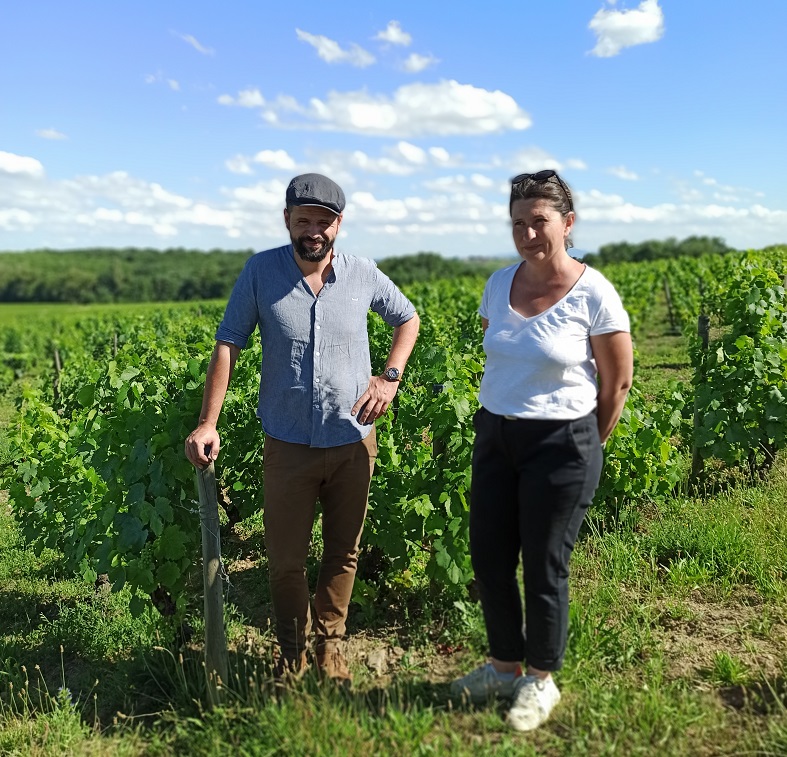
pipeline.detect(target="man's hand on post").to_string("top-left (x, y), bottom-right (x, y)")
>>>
top-left (351, 375), bottom-right (400, 425)
top-left (185, 423), bottom-right (221, 468)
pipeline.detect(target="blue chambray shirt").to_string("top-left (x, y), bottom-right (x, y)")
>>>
top-left (215, 244), bottom-right (416, 448)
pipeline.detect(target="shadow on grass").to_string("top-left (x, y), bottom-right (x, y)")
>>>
top-left (719, 676), bottom-right (787, 716)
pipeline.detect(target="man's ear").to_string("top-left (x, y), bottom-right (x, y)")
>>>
top-left (283, 208), bottom-right (290, 230)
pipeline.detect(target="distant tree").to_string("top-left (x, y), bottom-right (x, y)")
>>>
top-left (595, 236), bottom-right (732, 264)
top-left (377, 252), bottom-right (514, 287)
top-left (0, 248), bottom-right (253, 303)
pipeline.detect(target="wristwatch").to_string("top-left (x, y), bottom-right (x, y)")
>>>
top-left (383, 367), bottom-right (401, 382)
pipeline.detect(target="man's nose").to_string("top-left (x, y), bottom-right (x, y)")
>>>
top-left (305, 223), bottom-right (323, 237)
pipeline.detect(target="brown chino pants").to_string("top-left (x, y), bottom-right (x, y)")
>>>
top-left (262, 429), bottom-right (377, 659)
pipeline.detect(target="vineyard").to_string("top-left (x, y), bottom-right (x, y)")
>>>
top-left (1, 247), bottom-right (787, 754)
top-left (4, 248), bottom-right (786, 610)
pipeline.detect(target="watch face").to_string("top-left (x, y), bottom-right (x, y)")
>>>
top-left (385, 367), bottom-right (400, 381)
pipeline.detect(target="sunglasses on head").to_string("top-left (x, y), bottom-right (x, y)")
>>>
top-left (510, 170), bottom-right (573, 211)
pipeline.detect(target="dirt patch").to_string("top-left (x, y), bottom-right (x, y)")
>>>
top-left (650, 589), bottom-right (787, 686)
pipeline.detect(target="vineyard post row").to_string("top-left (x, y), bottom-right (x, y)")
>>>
top-left (2, 247), bottom-right (786, 615)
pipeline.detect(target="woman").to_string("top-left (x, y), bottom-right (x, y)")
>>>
top-left (450, 170), bottom-right (633, 731)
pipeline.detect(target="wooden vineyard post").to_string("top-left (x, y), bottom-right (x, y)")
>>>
top-left (196, 461), bottom-right (229, 707)
top-left (432, 384), bottom-right (446, 458)
top-left (663, 276), bottom-right (679, 335)
top-left (690, 313), bottom-right (711, 482)
top-left (52, 348), bottom-right (62, 406)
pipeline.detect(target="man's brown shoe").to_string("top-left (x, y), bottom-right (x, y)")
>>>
top-left (273, 651), bottom-right (308, 683)
top-left (316, 646), bottom-right (352, 686)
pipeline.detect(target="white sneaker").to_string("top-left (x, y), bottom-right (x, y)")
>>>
top-left (449, 663), bottom-right (520, 703)
top-left (506, 675), bottom-right (561, 731)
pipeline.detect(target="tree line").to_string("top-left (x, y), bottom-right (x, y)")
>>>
top-left (0, 249), bottom-right (514, 304)
top-left (587, 235), bottom-right (732, 264)
top-left (0, 248), bottom-right (254, 303)
top-left (0, 239), bottom-right (737, 303)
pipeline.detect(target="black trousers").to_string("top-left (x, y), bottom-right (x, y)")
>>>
top-left (469, 407), bottom-right (603, 671)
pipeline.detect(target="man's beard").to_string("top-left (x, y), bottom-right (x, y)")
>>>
top-left (292, 234), bottom-right (334, 263)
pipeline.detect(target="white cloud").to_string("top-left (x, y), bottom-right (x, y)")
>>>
top-left (225, 156), bottom-right (254, 175)
top-left (145, 71), bottom-right (181, 91)
top-left (565, 158), bottom-right (589, 171)
top-left (428, 147), bottom-right (455, 165)
top-left (300, 144), bottom-right (459, 179)
top-left (0, 151), bottom-right (45, 178)
top-left (223, 149), bottom-right (296, 175)
top-left (394, 141), bottom-right (427, 165)
top-left (509, 147), bottom-right (563, 173)
top-left (607, 165), bottom-right (639, 180)
top-left (218, 88), bottom-right (265, 107)
top-left (2, 156), bottom-right (784, 256)
top-left (471, 173), bottom-right (495, 189)
top-left (0, 208), bottom-right (37, 229)
top-left (588, 0), bottom-right (665, 58)
top-left (36, 128), bottom-right (68, 141)
top-left (227, 179), bottom-right (288, 207)
top-left (252, 149), bottom-right (296, 170)
top-left (402, 53), bottom-right (438, 73)
top-left (295, 29), bottom-right (375, 67)
top-left (260, 80), bottom-right (531, 137)
top-left (374, 21), bottom-right (412, 46)
top-left (320, 150), bottom-right (416, 177)
top-left (175, 32), bottom-right (215, 56)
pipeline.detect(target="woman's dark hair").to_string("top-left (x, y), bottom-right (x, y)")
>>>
top-left (509, 172), bottom-right (575, 248)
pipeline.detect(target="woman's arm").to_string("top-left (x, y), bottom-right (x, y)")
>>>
top-left (590, 331), bottom-right (633, 444)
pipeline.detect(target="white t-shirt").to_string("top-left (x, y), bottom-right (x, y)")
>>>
top-left (478, 263), bottom-right (630, 420)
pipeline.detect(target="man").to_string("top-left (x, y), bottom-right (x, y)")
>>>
top-left (185, 173), bottom-right (420, 684)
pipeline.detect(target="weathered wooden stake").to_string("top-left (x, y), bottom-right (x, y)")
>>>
top-left (196, 460), bottom-right (229, 707)
top-left (690, 313), bottom-right (711, 481)
top-left (432, 384), bottom-right (446, 458)
top-left (663, 276), bottom-right (678, 335)
top-left (53, 348), bottom-right (62, 406)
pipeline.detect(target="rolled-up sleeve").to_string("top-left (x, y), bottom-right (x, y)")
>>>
top-left (215, 258), bottom-right (259, 347)
top-left (370, 268), bottom-right (416, 327)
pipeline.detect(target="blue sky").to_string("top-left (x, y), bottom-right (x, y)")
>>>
top-left (1, 1), bottom-right (785, 259)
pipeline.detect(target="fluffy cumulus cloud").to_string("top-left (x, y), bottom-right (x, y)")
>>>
top-left (225, 155), bottom-right (254, 175)
top-left (0, 151), bottom-right (45, 178)
top-left (568, 186), bottom-right (787, 252)
top-left (217, 88), bottom-right (265, 107)
top-left (588, 0), bottom-right (665, 58)
top-left (2, 149), bottom-right (785, 255)
top-left (256, 80), bottom-right (531, 137)
top-left (313, 143), bottom-right (458, 178)
top-left (295, 29), bottom-right (375, 67)
top-left (224, 149), bottom-right (297, 176)
top-left (402, 53), bottom-right (439, 73)
top-left (253, 149), bottom-right (297, 171)
top-left (374, 21), bottom-right (412, 46)
top-left (0, 163), bottom-right (281, 245)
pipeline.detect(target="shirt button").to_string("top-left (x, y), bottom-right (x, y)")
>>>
top-left (316, 324), bottom-right (321, 329)
top-left (315, 378), bottom-right (320, 383)
top-left (315, 351), bottom-right (320, 357)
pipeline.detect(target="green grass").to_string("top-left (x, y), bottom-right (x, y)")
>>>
top-left (1, 295), bottom-right (787, 754)
top-left (1, 458), bottom-right (786, 755)
top-left (0, 300), bottom-right (226, 328)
